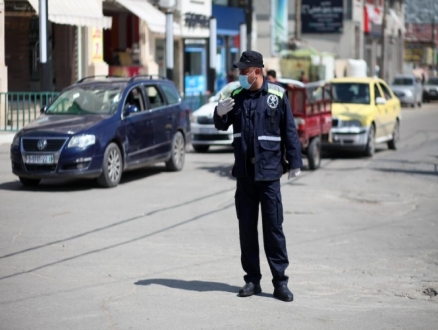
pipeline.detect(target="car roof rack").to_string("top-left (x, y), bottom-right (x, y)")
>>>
top-left (128, 75), bottom-right (168, 83)
top-left (76, 75), bottom-right (123, 84)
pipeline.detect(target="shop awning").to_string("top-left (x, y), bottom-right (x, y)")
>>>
top-left (115, 0), bottom-right (180, 35)
top-left (27, 0), bottom-right (112, 29)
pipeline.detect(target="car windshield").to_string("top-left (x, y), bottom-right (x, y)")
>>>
top-left (46, 84), bottom-right (124, 115)
top-left (426, 77), bottom-right (438, 85)
top-left (392, 78), bottom-right (414, 86)
top-left (331, 83), bottom-right (370, 104)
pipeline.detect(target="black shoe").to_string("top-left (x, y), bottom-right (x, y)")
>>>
top-left (238, 282), bottom-right (262, 297)
top-left (273, 285), bottom-right (294, 302)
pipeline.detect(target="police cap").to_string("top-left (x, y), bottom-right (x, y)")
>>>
top-left (233, 50), bottom-right (264, 69)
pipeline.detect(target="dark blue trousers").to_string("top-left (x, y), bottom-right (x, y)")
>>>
top-left (235, 176), bottom-right (289, 288)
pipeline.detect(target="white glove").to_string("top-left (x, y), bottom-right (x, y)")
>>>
top-left (288, 168), bottom-right (301, 180)
top-left (217, 92), bottom-right (235, 116)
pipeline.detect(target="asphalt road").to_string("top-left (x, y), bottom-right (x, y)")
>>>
top-left (0, 104), bottom-right (437, 330)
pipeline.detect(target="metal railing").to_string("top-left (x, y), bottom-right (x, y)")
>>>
top-left (183, 93), bottom-right (210, 112)
top-left (0, 91), bottom-right (209, 131)
top-left (0, 92), bottom-right (59, 131)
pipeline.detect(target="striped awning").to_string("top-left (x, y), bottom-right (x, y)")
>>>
top-left (115, 0), bottom-right (180, 35)
top-left (27, 0), bottom-right (112, 29)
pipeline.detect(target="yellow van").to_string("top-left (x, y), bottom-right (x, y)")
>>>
top-left (324, 77), bottom-right (401, 156)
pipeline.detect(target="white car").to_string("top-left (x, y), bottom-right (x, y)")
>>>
top-left (190, 79), bottom-right (303, 153)
top-left (191, 81), bottom-right (240, 152)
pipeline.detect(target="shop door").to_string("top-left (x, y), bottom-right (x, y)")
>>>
top-left (184, 46), bottom-right (207, 96)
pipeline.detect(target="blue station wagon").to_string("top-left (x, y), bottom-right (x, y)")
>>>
top-left (10, 76), bottom-right (191, 187)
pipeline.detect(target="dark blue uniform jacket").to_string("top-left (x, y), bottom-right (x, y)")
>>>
top-left (214, 78), bottom-right (302, 181)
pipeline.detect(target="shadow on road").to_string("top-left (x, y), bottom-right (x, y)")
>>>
top-left (0, 166), bottom-right (164, 192)
top-left (196, 163), bottom-right (234, 180)
top-left (135, 278), bottom-right (240, 293)
top-left (134, 278), bottom-right (272, 297)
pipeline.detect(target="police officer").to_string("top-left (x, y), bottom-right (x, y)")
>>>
top-left (214, 51), bottom-right (302, 302)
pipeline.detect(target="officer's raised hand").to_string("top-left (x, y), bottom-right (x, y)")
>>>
top-left (217, 92), bottom-right (235, 116)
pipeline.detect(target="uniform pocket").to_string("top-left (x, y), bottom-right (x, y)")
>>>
top-left (264, 107), bottom-right (279, 133)
top-left (259, 140), bottom-right (281, 170)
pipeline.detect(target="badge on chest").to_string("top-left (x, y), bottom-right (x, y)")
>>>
top-left (267, 94), bottom-right (279, 109)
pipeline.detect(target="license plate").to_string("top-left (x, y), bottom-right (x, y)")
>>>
top-left (25, 154), bottom-right (54, 164)
top-left (199, 127), bottom-right (217, 134)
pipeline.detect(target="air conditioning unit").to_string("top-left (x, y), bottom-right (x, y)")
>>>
top-left (159, 0), bottom-right (176, 9)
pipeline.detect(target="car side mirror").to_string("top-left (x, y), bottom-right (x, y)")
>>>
top-left (123, 104), bottom-right (139, 116)
top-left (40, 106), bottom-right (47, 114)
top-left (376, 97), bottom-right (387, 105)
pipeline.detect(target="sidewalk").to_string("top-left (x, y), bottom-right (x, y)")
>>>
top-left (0, 131), bottom-right (15, 145)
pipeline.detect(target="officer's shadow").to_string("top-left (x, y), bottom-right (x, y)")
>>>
top-left (134, 278), bottom-right (271, 298)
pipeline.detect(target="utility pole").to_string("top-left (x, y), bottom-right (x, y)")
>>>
top-left (295, 0), bottom-right (301, 40)
top-left (39, 0), bottom-right (51, 91)
top-left (245, 0), bottom-right (253, 50)
top-left (380, 0), bottom-right (387, 80)
top-left (165, 11), bottom-right (174, 81)
top-left (432, 15), bottom-right (436, 71)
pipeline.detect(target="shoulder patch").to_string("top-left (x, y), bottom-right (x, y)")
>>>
top-left (232, 87), bottom-right (243, 97)
top-left (267, 83), bottom-right (285, 98)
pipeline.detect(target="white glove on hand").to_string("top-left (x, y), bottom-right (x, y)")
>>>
top-left (288, 168), bottom-right (301, 180)
top-left (217, 92), bottom-right (235, 116)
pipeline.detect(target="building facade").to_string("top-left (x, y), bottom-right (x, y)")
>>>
top-left (254, 0), bottom-right (405, 82)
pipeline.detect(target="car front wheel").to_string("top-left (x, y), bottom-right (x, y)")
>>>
top-left (166, 131), bottom-right (185, 171)
top-left (387, 120), bottom-right (400, 150)
top-left (307, 137), bottom-right (321, 170)
top-left (97, 142), bottom-right (122, 188)
top-left (364, 125), bottom-right (375, 157)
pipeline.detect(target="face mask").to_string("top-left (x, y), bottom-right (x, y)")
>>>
top-left (239, 69), bottom-right (256, 90)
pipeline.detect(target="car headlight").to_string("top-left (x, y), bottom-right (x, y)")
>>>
top-left (12, 134), bottom-right (20, 147)
top-left (341, 120), bottom-right (362, 128)
top-left (190, 114), bottom-right (197, 123)
top-left (405, 90), bottom-right (413, 97)
top-left (67, 134), bottom-right (96, 149)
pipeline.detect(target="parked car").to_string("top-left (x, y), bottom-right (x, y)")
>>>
top-left (390, 74), bottom-right (422, 108)
top-left (10, 76), bottom-right (191, 187)
top-left (323, 77), bottom-right (401, 157)
top-left (423, 77), bottom-right (438, 102)
top-left (191, 79), bottom-right (304, 153)
top-left (191, 81), bottom-right (240, 152)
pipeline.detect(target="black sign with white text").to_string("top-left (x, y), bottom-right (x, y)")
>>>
top-left (301, 0), bottom-right (344, 34)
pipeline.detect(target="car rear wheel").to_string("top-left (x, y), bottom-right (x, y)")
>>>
top-left (307, 137), bottom-right (321, 170)
top-left (364, 125), bottom-right (375, 157)
top-left (97, 142), bottom-right (122, 188)
top-left (387, 120), bottom-right (400, 150)
top-left (193, 144), bottom-right (209, 153)
top-left (166, 131), bottom-right (185, 171)
top-left (19, 177), bottom-right (41, 186)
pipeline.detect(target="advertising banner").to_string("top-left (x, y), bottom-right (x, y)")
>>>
top-left (301, 0), bottom-right (344, 34)
top-left (91, 28), bottom-right (103, 63)
top-left (271, 0), bottom-right (288, 55)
